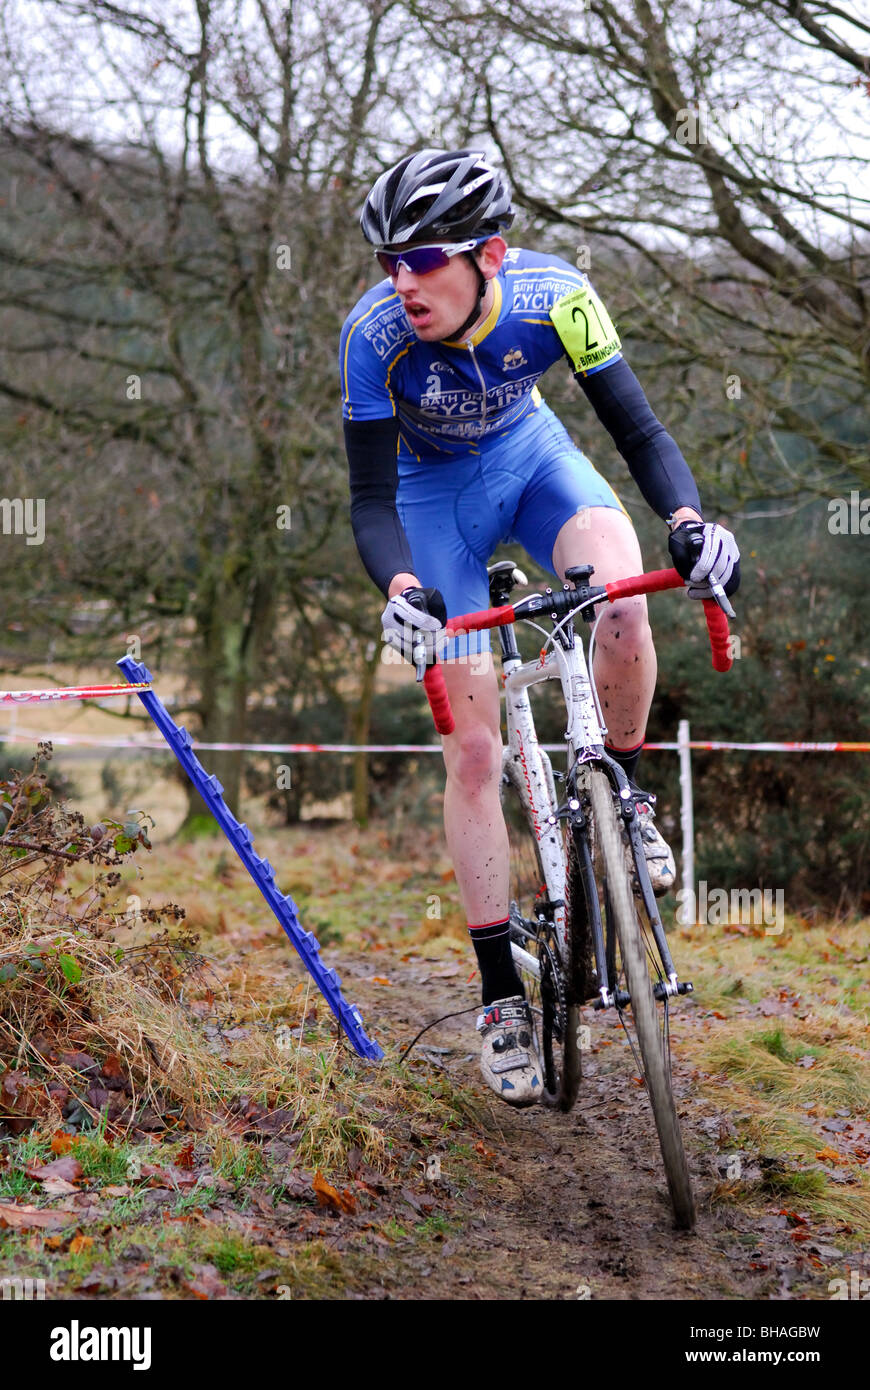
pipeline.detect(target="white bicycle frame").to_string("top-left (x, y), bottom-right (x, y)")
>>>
top-left (500, 607), bottom-right (605, 983)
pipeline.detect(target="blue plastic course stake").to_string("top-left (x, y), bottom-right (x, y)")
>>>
top-left (116, 656), bottom-right (383, 1061)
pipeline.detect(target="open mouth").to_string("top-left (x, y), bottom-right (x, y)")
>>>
top-left (404, 302), bottom-right (433, 329)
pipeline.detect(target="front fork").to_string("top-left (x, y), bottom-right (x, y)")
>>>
top-left (562, 754), bottom-right (693, 1009)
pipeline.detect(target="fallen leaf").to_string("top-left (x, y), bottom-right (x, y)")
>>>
top-left (101, 1184), bottom-right (132, 1198)
top-left (401, 1187), bottom-right (434, 1215)
top-left (24, 1156), bottom-right (82, 1184)
top-left (59, 1051), bottom-right (99, 1076)
top-left (244, 1107), bottom-right (297, 1139)
top-left (796, 1056), bottom-right (815, 1068)
top-left (0, 1069), bottom-right (45, 1133)
top-left (278, 1169), bottom-right (315, 1201)
top-left (312, 1169), bottom-right (356, 1214)
top-left (759, 997), bottom-right (788, 1016)
top-left (473, 1141), bottom-right (496, 1160)
top-left (175, 1142), bottom-right (195, 1170)
top-left (41, 1177), bottom-right (79, 1195)
top-left (69, 1234), bottom-right (94, 1254)
top-left (816, 1147), bottom-right (850, 1165)
top-left (185, 1263), bottom-right (227, 1300)
top-left (140, 1162), bottom-right (199, 1189)
top-left (370, 976), bottom-right (392, 986)
top-left (0, 1203), bottom-right (77, 1230)
top-left (50, 1132), bottom-right (73, 1156)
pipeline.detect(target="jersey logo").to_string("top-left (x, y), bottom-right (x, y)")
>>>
top-left (502, 347), bottom-right (528, 370)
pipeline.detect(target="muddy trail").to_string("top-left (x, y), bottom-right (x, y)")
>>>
top-left (334, 945), bottom-right (848, 1302)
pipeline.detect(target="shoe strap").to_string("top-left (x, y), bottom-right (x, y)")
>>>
top-left (477, 999), bottom-right (527, 1030)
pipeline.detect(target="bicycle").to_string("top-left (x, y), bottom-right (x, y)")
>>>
top-left (420, 563), bottom-right (732, 1230)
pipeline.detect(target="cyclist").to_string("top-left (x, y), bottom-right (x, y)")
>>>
top-left (340, 149), bottom-right (739, 1106)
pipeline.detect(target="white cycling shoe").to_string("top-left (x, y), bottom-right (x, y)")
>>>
top-left (477, 996), bottom-right (543, 1107)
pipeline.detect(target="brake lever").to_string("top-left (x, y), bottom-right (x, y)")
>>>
top-left (708, 579), bottom-right (736, 619)
top-left (413, 639), bottom-right (428, 682)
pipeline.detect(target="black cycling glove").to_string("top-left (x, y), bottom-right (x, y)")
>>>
top-left (381, 586), bottom-right (448, 669)
top-left (668, 521), bottom-right (741, 600)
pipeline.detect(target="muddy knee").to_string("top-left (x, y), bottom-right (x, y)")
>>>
top-left (599, 597), bottom-right (652, 656)
top-left (444, 724), bottom-right (502, 797)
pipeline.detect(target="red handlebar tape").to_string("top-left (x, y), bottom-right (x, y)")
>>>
top-left (701, 599), bottom-right (733, 673)
top-left (604, 569), bottom-right (733, 672)
top-left (424, 567), bottom-right (732, 732)
top-left (603, 567), bottom-right (684, 599)
top-left (423, 664), bottom-right (455, 736)
top-left (445, 603), bottom-right (516, 634)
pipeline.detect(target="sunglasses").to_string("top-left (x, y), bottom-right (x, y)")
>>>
top-left (375, 238), bottom-right (485, 277)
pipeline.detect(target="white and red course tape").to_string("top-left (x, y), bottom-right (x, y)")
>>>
top-left (0, 686), bottom-right (866, 753)
top-left (0, 683), bottom-right (151, 704)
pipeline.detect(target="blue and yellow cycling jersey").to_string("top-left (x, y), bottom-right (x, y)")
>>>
top-left (339, 244), bottom-right (703, 624)
top-left (339, 248), bottom-right (622, 456)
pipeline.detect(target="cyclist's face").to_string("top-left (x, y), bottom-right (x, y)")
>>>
top-left (389, 236), bottom-right (506, 341)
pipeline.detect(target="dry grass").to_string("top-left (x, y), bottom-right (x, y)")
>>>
top-left (669, 912), bottom-right (870, 1231)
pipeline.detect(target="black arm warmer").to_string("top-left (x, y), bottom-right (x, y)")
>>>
top-left (344, 416), bottom-right (415, 596)
top-left (575, 357), bottom-right (702, 521)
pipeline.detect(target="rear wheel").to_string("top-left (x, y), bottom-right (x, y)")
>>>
top-left (586, 768), bottom-right (696, 1229)
top-left (501, 768), bottom-right (581, 1110)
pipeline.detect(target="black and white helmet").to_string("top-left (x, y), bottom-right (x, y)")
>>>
top-left (360, 148), bottom-right (514, 250)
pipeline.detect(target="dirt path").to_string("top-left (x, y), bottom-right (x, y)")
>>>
top-left (333, 945), bottom-right (845, 1301)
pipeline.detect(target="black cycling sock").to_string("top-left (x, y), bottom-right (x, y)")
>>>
top-left (468, 918), bottom-right (524, 1006)
top-left (605, 739), bottom-right (644, 787)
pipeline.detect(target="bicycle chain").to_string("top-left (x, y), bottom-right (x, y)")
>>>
top-left (538, 928), bottom-right (568, 1043)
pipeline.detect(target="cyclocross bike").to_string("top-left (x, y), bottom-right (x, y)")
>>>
top-left (420, 563), bottom-right (732, 1230)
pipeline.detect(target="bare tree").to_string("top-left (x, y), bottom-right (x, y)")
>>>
top-left (406, 0), bottom-right (870, 504)
top-left (0, 0), bottom-right (427, 819)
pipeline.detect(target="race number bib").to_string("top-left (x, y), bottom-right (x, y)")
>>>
top-left (550, 284), bottom-right (621, 373)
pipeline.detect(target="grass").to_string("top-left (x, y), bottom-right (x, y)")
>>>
top-left (6, 755), bottom-right (868, 1295)
top-left (671, 912), bottom-right (870, 1233)
top-left (0, 795), bottom-right (486, 1300)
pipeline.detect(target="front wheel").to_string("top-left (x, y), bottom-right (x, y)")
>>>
top-left (587, 769), bottom-right (696, 1229)
top-left (501, 768), bottom-right (581, 1111)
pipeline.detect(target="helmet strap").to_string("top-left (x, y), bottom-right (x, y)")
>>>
top-left (449, 255), bottom-right (489, 341)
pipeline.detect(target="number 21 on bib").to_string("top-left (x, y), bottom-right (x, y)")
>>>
top-left (550, 283), bottom-right (621, 374)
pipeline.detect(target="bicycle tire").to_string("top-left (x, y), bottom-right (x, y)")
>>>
top-left (587, 768), bottom-right (696, 1229)
top-left (501, 768), bottom-right (581, 1111)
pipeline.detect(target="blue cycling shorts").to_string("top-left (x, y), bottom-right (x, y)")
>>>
top-left (396, 401), bottom-right (627, 661)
